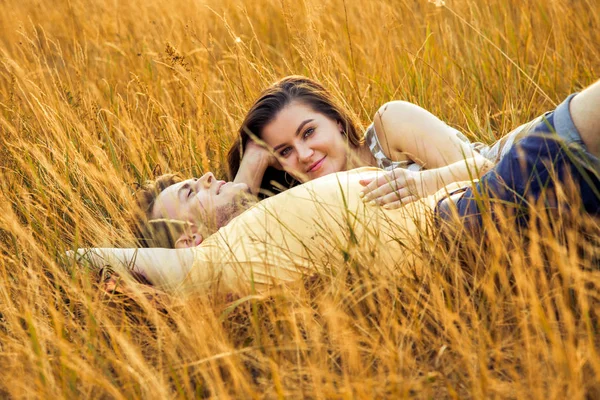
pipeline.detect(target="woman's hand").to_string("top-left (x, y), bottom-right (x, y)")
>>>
top-left (244, 140), bottom-right (281, 170)
top-left (233, 140), bottom-right (282, 195)
top-left (359, 169), bottom-right (431, 209)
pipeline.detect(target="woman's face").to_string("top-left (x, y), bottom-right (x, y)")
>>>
top-left (260, 101), bottom-right (348, 182)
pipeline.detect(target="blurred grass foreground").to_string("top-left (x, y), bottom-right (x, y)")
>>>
top-left (0, 0), bottom-right (599, 397)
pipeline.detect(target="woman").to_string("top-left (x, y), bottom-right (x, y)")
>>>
top-left (228, 76), bottom-right (528, 208)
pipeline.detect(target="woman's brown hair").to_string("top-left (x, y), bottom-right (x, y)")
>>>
top-left (227, 75), bottom-right (362, 197)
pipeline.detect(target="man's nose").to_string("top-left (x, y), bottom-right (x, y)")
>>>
top-left (192, 233), bottom-right (203, 246)
top-left (198, 172), bottom-right (215, 188)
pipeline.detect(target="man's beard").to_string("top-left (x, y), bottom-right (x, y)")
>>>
top-left (215, 189), bottom-right (255, 229)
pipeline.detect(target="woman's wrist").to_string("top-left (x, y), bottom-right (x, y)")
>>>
top-left (245, 142), bottom-right (277, 168)
top-left (418, 170), bottom-right (443, 196)
top-left (234, 147), bottom-right (272, 194)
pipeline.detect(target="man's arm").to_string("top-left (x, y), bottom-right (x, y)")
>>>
top-left (71, 247), bottom-right (196, 289)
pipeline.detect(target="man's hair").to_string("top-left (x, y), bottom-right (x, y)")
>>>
top-left (130, 173), bottom-right (185, 248)
top-left (227, 75), bottom-right (362, 197)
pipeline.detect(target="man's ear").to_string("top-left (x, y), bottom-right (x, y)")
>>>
top-left (174, 231), bottom-right (203, 248)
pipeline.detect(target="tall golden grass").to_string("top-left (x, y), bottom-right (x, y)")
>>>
top-left (0, 0), bottom-right (599, 397)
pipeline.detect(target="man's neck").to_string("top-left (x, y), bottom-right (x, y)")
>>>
top-left (217, 195), bottom-right (257, 229)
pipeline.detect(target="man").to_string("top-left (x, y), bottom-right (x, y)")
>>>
top-left (84, 165), bottom-right (433, 293)
top-left (76, 80), bottom-right (600, 294)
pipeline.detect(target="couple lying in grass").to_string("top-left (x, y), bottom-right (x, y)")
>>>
top-left (73, 77), bottom-right (600, 294)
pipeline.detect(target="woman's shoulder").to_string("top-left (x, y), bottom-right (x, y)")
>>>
top-left (363, 123), bottom-right (377, 144)
top-left (363, 123), bottom-right (387, 161)
top-left (363, 123), bottom-right (424, 172)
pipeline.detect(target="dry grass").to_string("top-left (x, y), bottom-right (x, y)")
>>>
top-left (0, 0), bottom-right (599, 397)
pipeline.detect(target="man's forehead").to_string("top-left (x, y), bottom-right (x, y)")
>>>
top-left (152, 181), bottom-right (188, 219)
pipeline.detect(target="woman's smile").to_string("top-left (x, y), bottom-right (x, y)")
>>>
top-left (307, 156), bottom-right (326, 173)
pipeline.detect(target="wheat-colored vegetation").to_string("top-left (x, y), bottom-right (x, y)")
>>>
top-left (0, 0), bottom-right (599, 397)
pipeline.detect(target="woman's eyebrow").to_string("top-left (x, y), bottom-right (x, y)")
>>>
top-left (273, 119), bottom-right (314, 151)
top-left (295, 119), bottom-right (313, 136)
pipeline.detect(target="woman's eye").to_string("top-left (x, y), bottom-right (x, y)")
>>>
top-left (303, 127), bottom-right (315, 139)
top-left (280, 147), bottom-right (292, 157)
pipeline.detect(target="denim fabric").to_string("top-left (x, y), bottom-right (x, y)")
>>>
top-left (437, 94), bottom-right (600, 228)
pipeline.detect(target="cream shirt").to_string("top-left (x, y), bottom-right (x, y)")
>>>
top-left (81, 168), bottom-right (445, 294)
top-left (176, 167), bottom-right (437, 294)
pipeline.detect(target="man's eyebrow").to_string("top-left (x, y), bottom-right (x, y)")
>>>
top-left (177, 183), bottom-right (190, 200)
top-left (273, 119), bottom-right (314, 151)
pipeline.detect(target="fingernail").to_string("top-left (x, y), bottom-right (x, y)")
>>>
top-left (383, 204), bottom-right (391, 209)
top-left (369, 200), bottom-right (377, 206)
top-left (359, 192), bottom-right (364, 198)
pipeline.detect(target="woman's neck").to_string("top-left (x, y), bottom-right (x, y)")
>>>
top-left (346, 143), bottom-right (377, 170)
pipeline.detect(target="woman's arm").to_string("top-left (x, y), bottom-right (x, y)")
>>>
top-left (359, 156), bottom-right (492, 209)
top-left (360, 101), bottom-right (493, 207)
top-left (419, 155), bottom-right (493, 193)
top-left (72, 247), bottom-right (196, 289)
top-left (373, 100), bottom-right (480, 168)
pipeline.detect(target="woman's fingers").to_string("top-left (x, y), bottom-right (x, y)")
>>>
top-left (362, 173), bottom-right (409, 201)
top-left (360, 169), bottom-right (416, 202)
top-left (370, 187), bottom-right (411, 205)
top-left (360, 171), bottom-right (396, 196)
top-left (358, 177), bottom-right (374, 187)
top-left (362, 179), bottom-right (402, 202)
top-left (359, 178), bottom-right (380, 194)
top-left (381, 195), bottom-right (420, 209)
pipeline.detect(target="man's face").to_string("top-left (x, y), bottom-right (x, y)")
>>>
top-left (151, 172), bottom-right (252, 247)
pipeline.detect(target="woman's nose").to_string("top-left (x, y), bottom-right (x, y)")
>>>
top-left (297, 144), bottom-right (314, 163)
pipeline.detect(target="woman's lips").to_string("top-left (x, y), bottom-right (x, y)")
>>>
top-left (307, 157), bottom-right (326, 173)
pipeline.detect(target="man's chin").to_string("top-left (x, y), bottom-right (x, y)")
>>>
top-left (216, 192), bottom-right (256, 228)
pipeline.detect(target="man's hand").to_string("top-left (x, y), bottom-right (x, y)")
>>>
top-left (359, 169), bottom-right (428, 209)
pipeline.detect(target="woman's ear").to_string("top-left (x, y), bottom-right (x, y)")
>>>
top-left (337, 121), bottom-right (344, 134)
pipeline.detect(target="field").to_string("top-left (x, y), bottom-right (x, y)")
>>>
top-left (0, 0), bottom-right (599, 398)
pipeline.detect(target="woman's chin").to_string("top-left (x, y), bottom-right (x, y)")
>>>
top-left (308, 165), bottom-right (336, 180)
top-left (291, 163), bottom-right (338, 182)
